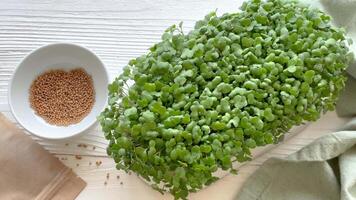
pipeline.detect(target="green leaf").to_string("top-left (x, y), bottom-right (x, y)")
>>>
top-left (99, 1), bottom-right (353, 199)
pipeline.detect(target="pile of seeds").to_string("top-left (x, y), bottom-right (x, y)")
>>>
top-left (29, 68), bottom-right (95, 126)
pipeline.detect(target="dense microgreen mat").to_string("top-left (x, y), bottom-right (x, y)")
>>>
top-left (99, 0), bottom-right (353, 199)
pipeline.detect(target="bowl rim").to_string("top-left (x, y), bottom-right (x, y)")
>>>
top-left (8, 42), bottom-right (109, 140)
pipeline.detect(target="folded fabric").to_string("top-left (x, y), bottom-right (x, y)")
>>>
top-left (336, 74), bottom-right (356, 117)
top-left (235, 1), bottom-right (356, 199)
top-left (0, 114), bottom-right (86, 200)
top-left (235, 131), bottom-right (356, 200)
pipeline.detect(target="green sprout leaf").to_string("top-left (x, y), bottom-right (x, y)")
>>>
top-left (99, 0), bottom-right (353, 199)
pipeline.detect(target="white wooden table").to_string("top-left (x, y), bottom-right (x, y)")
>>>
top-left (0, 0), bottom-right (352, 199)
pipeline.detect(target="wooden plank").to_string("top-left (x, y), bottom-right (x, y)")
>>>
top-left (0, 0), bottom-right (352, 199)
top-left (0, 0), bottom-right (244, 105)
top-left (0, 111), bottom-right (333, 158)
top-left (55, 111), bottom-right (350, 200)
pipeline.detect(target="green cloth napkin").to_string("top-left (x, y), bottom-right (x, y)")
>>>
top-left (235, 1), bottom-right (356, 200)
top-left (235, 131), bottom-right (356, 200)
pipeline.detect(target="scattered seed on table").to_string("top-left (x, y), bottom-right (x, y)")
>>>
top-left (89, 162), bottom-right (92, 166)
top-left (128, 172), bottom-right (132, 175)
top-left (120, 182), bottom-right (123, 185)
top-left (104, 181), bottom-right (107, 186)
top-left (106, 173), bottom-right (110, 179)
top-left (76, 163), bottom-right (79, 167)
top-left (78, 144), bottom-right (88, 148)
top-left (65, 143), bottom-right (69, 146)
top-left (96, 161), bottom-right (102, 166)
top-left (75, 155), bottom-right (82, 160)
top-left (117, 175), bottom-right (120, 179)
top-left (92, 146), bottom-right (96, 150)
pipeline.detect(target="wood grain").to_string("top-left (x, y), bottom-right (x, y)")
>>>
top-left (0, 0), bottom-right (244, 105)
top-left (0, 0), bottom-right (244, 154)
top-left (57, 112), bottom-right (349, 200)
top-left (0, 1), bottom-right (352, 199)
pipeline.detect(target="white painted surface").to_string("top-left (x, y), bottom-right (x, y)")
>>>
top-left (0, 1), bottom-right (352, 200)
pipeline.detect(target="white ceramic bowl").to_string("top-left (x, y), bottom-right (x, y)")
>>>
top-left (7, 43), bottom-right (109, 139)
